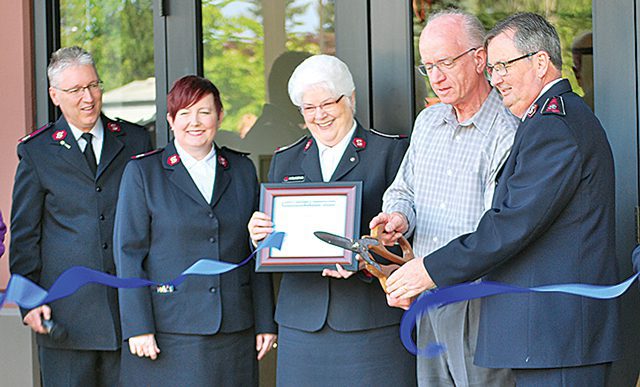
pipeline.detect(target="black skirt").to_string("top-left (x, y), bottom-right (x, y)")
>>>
top-left (119, 328), bottom-right (257, 387)
top-left (276, 324), bottom-right (416, 387)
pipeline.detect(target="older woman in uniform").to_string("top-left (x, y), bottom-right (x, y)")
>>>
top-left (248, 55), bottom-right (416, 386)
top-left (114, 75), bottom-right (277, 386)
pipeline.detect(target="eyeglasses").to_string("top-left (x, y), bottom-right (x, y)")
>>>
top-left (300, 95), bottom-right (344, 117)
top-left (486, 52), bottom-right (538, 77)
top-left (52, 80), bottom-right (104, 96)
top-left (417, 47), bottom-right (478, 76)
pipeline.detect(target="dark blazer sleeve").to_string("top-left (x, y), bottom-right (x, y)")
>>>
top-left (10, 145), bottom-right (46, 287)
top-left (425, 119), bottom-right (581, 286)
top-left (114, 161), bottom-right (155, 340)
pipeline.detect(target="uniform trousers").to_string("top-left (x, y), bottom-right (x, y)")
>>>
top-left (38, 347), bottom-right (119, 387)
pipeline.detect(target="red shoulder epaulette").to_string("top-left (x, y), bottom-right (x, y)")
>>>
top-left (370, 129), bottom-right (408, 139)
top-left (18, 123), bottom-right (53, 143)
top-left (131, 148), bottom-right (162, 160)
top-left (275, 136), bottom-right (308, 153)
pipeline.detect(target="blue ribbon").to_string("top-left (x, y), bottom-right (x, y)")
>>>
top-left (400, 272), bottom-right (640, 356)
top-left (0, 232), bottom-right (285, 310)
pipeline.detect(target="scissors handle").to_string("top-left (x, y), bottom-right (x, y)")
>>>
top-left (363, 259), bottom-right (388, 292)
top-left (367, 225), bottom-right (414, 265)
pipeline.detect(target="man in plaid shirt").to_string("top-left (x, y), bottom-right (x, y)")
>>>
top-left (371, 10), bottom-right (518, 387)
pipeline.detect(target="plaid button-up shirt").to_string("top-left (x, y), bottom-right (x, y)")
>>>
top-left (383, 88), bottom-right (518, 257)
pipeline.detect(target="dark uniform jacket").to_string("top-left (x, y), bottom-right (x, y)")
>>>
top-left (10, 114), bottom-right (152, 350)
top-left (425, 79), bottom-right (622, 368)
top-left (114, 141), bottom-right (276, 340)
top-left (270, 123), bottom-right (409, 332)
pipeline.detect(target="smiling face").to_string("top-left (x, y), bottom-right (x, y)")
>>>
top-left (487, 30), bottom-right (544, 118)
top-left (300, 86), bottom-right (355, 147)
top-left (48, 64), bottom-right (103, 131)
top-left (167, 93), bottom-right (223, 160)
top-left (418, 16), bottom-right (486, 108)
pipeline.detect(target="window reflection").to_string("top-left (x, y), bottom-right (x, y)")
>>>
top-left (60, 0), bottom-right (156, 136)
top-left (412, 1), bottom-right (592, 114)
top-left (202, 0), bottom-right (335, 180)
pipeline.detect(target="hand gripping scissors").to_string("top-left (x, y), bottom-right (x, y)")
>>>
top-left (314, 225), bottom-right (414, 291)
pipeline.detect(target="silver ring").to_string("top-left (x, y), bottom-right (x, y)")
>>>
top-left (272, 342), bottom-right (278, 349)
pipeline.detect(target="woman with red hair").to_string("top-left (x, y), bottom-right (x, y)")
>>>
top-left (114, 75), bottom-right (277, 386)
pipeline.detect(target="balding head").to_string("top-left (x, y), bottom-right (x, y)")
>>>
top-left (418, 10), bottom-right (490, 120)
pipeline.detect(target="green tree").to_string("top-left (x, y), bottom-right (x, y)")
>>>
top-left (60, 0), bottom-right (154, 92)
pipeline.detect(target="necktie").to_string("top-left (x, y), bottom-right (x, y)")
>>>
top-left (81, 133), bottom-right (97, 176)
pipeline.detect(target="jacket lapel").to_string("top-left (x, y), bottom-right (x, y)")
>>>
top-left (96, 117), bottom-right (124, 179)
top-left (300, 138), bottom-right (323, 182)
top-left (163, 142), bottom-right (210, 207)
top-left (51, 116), bottom-right (95, 180)
top-left (330, 124), bottom-right (365, 181)
top-left (210, 146), bottom-right (231, 208)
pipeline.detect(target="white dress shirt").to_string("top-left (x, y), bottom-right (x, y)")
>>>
top-left (316, 121), bottom-right (356, 182)
top-left (174, 141), bottom-right (217, 204)
top-left (69, 118), bottom-right (104, 163)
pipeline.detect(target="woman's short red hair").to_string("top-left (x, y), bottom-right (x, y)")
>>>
top-left (167, 75), bottom-right (223, 119)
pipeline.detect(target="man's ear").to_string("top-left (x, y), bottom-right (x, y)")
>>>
top-left (535, 51), bottom-right (552, 78)
top-left (49, 87), bottom-right (60, 107)
top-left (474, 47), bottom-right (487, 74)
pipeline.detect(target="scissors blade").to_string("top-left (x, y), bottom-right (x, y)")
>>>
top-left (314, 231), bottom-right (358, 252)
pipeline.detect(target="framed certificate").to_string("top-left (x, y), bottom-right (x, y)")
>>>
top-left (256, 182), bottom-right (362, 272)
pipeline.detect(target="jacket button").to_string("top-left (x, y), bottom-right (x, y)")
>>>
top-left (96, 186), bottom-right (102, 192)
top-left (99, 214), bottom-right (105, 221)
top-left (208, 212), bottom-right (214, 218)
top-left (209, 287), bottom-right (217, 293)
top-left (102, 243), bottom-right (108, 249)
top-left (209, 237), bottom-right (216, 243)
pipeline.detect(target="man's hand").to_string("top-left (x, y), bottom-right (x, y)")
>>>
top-left (23, 305), bottom-right (51, 334)
top-left (248, 211), bottom-right (273, 247)
top-left (386, 294), bottom-right (416, 310)
top-left (256, 333), bottom-right (277, 360)
top-left (385, 258), bottom-right (435, 299)
top-left (369, 212), bottom-right (409, 246)
top-left (128, 333), bottom-right (161, 360)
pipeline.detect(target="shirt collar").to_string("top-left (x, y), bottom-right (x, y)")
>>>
top-left (174, 140), bottom-right (217, 170)
top-left (316, 120), bottom-right (357, 156)
top-left (68, 117), bottom-right (104, 142)
top-left (442, 88), bottom-right (501, 137)
top-left (521, 78), bottom-right (564, 121)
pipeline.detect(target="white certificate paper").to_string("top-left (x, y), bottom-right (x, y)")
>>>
top-left (272, 195), bottom-right (347, 257)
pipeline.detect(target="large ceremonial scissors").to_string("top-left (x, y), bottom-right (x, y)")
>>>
top-left (314, 225), bottom-right (415, 291)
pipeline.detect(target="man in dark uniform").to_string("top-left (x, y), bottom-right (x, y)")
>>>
top-left (10, 46), bottom-right (151, 386)
top-left (381, 13), bottom-right (621, 386)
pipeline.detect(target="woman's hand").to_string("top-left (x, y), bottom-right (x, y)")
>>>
top-left (248, 211), bottom-right (273, 247)
top-left (128, 333), bottom-right (161, 360)
top-left (321, 255), bottom-right (366, 279)
top-left (256, 333), bottom-right (278, 360)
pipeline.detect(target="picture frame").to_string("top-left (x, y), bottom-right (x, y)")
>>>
top-left (256, 181), bottom-right (362, 272)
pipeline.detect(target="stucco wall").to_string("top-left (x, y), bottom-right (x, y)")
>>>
top-left (0, 1), bottom-right (40, 386)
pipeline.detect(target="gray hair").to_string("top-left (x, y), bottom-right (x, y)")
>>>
top-left (287, 54), bottom-right (355, 107)
top-left (485, 12), bottom-right (562, 69)
top-left (47, 46), bottom-right (98, 87)
top-left (427, 9), bottom-right (486, 48)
